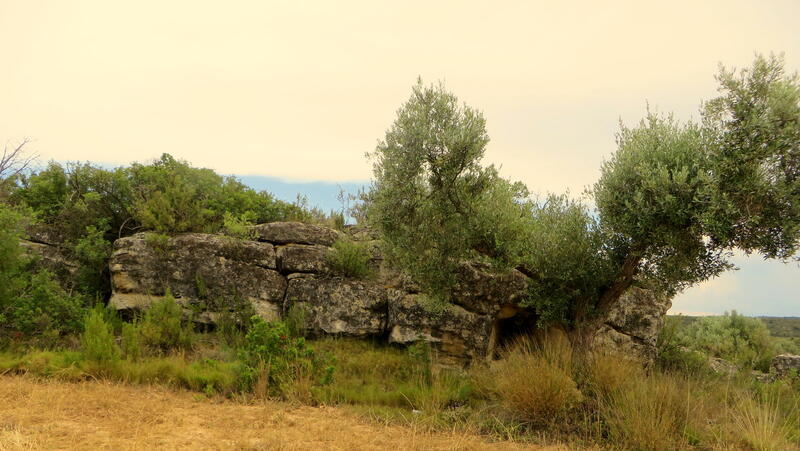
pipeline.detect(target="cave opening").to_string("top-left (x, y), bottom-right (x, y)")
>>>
top-left (491, 307), bottom-right (540, 358)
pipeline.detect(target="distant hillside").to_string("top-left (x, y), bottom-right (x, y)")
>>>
top-left (668, 315), bottom-right (800, 339)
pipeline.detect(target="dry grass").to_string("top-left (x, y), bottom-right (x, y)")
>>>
top-left (489, 336), bottom-right (582, 427)
top-left (729, 393), bottom-right (797, 451)
top-left (0, 375), bottom-right (552, 451)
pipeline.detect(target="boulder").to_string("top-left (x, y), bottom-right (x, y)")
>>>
top-left (109, 233), bottom-right (284, 319)
top-left (387, 292), bottom-right (493, 364)
top-left (708, 356), bottom-right (739, 376)
top-left (771, 354), bottom-right (800, 379)
top-left (451, 263), bottom-right (529, 316)
top-left (251, 222), bottom-right (341, 246)
top-left (284, 274), bottom-right (387, 336)
top-left (595, 286), bottom-right (672, 361)
top-left (277, 244), bottom-right (330, 274)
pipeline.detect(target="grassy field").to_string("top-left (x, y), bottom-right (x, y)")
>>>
top-left (0, 375), bottom-right (554, 451)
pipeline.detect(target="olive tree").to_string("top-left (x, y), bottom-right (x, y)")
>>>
top-left (369, 55), bottom-right (800, 342)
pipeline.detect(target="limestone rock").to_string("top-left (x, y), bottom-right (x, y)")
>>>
top-left (451, 262), bottom-right (529, 316)
top-left (387, 292), bottom-right (493, 364)
top-left (277, 244), bottom-right (330, 274)
top-left (708, 356), bottom-right (739, 376)
top-left (109, 233), bottom-right (284, 317)
top-left (285, 275), bottom-right (387, 336)
top-left (771, 354), bottom-right (800, 379)
top-left (252, 222), bottom-right (341, 246)
top-left (596, 286), bottom-right (672, 361)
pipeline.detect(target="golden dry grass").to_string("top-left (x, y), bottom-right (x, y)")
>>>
top-left (0, 375), bottom-right (558, 451)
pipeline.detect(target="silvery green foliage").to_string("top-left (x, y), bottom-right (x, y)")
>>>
top-left (701, 54), bottom-right (800, 260)
top-left (370, 56), bottom-right (799, 329)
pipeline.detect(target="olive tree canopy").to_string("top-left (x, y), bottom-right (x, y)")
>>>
top-left (369, 55), bottom-right (800, 335)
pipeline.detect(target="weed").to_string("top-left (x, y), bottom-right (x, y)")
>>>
top-left (326, 238), bottom-right (371, 278)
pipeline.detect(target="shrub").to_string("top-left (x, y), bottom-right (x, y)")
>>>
top-left (657, 316), bottom-right (712, 374)
top-left (138, 293), bottom-right (194, 353)
top-left (120, 322), bottom-right (144, 361)
top-left (5, 271), bottom-right (86, 338)
top-left (221, 211), bottom-right (256, 240)
top-left (72, 222), bottom-right (113, 297)
top-left (327, 238), bottom-right (371, 278)
top-left (239, 316), bottom-right (333, 398)
top-left (0, 204), bottom-right (87, 339)
top-left (81, 306), bottom-right (120, 363)
top-left (678, 311), bottom-right (776, 371)
top-left (214, 296), bottom-right (256, 349)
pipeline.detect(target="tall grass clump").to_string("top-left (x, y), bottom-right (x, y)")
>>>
top-left (327, 238), bottom-right (371, 279)
top-left (582, 352), bottom-right (642, 399)
top-left (486, 335), bottom-right (582, 427)
top-left (728, 387), bottom-right (799, 451)
top-left (599, 371), bottom-right (692, 450)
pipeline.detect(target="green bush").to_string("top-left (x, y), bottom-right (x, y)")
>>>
top-left (138, 293), bottom-right (195, 353)
top-left (72, 222), bottom-right (113, 298)
top-left (657, 316), bottom-right (712, 374)
top-left (0, 204), bottom-right (87, 339)
top-left (5, 271), bottom-right (87, 338)
top-left (81, 306), bottom-right (120, 363)
top-left (677, 311), bottom-right (776, 371)
top-left (221, 211), bottom-right (256, 240)
top-left (239, 316), bottom-right (333, 398)
top-left (121, 322), bottom-right (144, 361)
top-left (327, 238), bottom-right (372, 278)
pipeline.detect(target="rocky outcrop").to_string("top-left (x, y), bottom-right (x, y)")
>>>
top-left (284, 274), bottom-right (387, 336)
top-left (771, 354), bottom-right (800, 379)
top-left (277, 244), bottom-right (330, 273)
top-left (109, 233), bottom-right (285, 320)
top-left (595, 286), bottom-right (672, 361)
top-left (107, 222), bottom-right (672, 364)
top-left (387, 292), bottom-right (494, 364)
top-left (251, 222), bottom-right (341, 246)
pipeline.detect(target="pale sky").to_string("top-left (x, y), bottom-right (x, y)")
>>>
top-left (1, 1), bottom-right (798, 315)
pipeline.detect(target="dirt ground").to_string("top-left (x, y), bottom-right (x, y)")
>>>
top-left (0, 375), bottom-right (561, 450)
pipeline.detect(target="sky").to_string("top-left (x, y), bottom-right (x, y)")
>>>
top-left (0, 1), bottom-right (797, 316)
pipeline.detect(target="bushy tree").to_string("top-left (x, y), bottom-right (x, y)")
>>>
top-left (0, 204), bottom-right (86, 339)
top-left (369, 56), bottom-right (800, 340)
top-left (129, 153), bottom-right (303, 233)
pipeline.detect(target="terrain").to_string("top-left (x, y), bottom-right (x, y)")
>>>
top-left (0, 375), bottom-right (552, 451)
